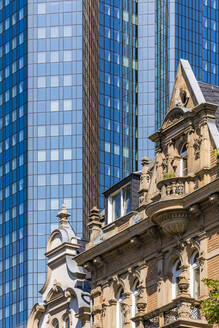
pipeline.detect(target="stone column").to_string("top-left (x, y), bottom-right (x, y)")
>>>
top-left (108, 299), bottom-right (117, 328)
top-left (77, 307), bottom-right (91, 328)
top-left (121, 292), bottom-right (131, 328)
top-left (187, 128), bottom-right (195, 174)
top-left (101, 281), bottom-right (111, 328)
top-left (200, 121), bottom-right (211, 171)
top-left (91, 286), bottom-right (102, 328)
top-left (198, 230), bottom-right (208, 298)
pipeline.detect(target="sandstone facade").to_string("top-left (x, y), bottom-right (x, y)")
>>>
top-left (76, 60), bottom-right (219, 328)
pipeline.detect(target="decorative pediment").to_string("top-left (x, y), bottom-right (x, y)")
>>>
top-left (162, 107), bottom-right (186, 129)
top-left (45, 281), bottom-right (63, 303)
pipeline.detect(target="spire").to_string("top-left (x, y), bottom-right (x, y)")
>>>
top-left (56, 203), bottom-right (71, 226)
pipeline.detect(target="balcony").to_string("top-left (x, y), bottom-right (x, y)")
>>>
top-left (133, 296), bottom-right (211, 328)
top-left (157, 177), bottom-right (195, 200)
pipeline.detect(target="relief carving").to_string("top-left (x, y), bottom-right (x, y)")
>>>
top-left (193, 137), bottom-right (202, 160)
top-left (175, 88), bottom-right (189, 107)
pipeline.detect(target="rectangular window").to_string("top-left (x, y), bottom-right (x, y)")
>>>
top-left (19, 33), bottom-right (24, 44)
top-left (114, 144), bottom-right (120, 155)
top-left (105, 142), bottom-right (110, 152)
top-left (38, 52), bottom-right (46, 63)
top-left (50, 26), bottom-right (59, 38)
top-left (38, 151), bottom-right (46, 161)
top-left (51, 150), bottom-right (59, 161)
top-left (38, 3), bottom-right (46, 14)
top-left (51, 100), bottom-right (59, 111)
top-left (19, 203), bottom-right (24, 214)
top-left (109, 184), bottom-right (131, 222)
top-left (19, 154), bottom-right (24, 166)
top-left (38, 28), bottom-right (46, 39)
top-left (38, 77), bottom-right (46, 88)
top-left (64, 149), bottom-right (72, 160)
top-left (64, 26), bottom-right (72, 37)
top-left (50, 51), bottom-right (59, 62)
top-left (12, 159), bottom-right (16, 170)
top-left (38, 175), bottom-right (46, 186)
top-left (51, 76), bottom-right (59, 87)
top-left (51, 199), bottom-right (59, 210)
top-left (63, 100), bottom-right (72, 111)
top-left (19, 8), bottom-right (24, 20)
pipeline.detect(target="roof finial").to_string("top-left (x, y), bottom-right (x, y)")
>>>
top-left (56, 203), bottom-right (71, 226)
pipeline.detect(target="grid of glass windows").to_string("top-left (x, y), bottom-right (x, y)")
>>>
top-left (99, 0), bottom-right (138, 209)
top-left (138, 0), bottom-right (219, 160)
top-left (175, 0), bottom-right (218, 86)
top-left (27, 0), bottom-right (84, 313)
top-left (138, 0), bottom-right (156, 162)
top-left (0, 0), bottom-right (28, 325)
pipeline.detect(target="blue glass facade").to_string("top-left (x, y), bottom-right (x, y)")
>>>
top-left (138, 0), bottom-right (219, 160)
top-left (0, 0), bottom-right (100, 325)
top-left (0, 0), bottom-right (28, 326)
top-left (27, 0), bottom-right (85, 313)
top-left (99, 0), bottom-right (138, 209)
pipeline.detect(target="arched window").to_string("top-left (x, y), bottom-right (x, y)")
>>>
top-left (131, 280), bottom-right (139, 328)
top-left (180, 144), bottom-right (188, 176)
top-left (190, 251), bottom-right (200, 298)
top-left (116, 287), bottom-right (124, 328)
top-left (172, 259), bottom-right (182, 299)
top-left (64, 316), bottom-right (70, 328)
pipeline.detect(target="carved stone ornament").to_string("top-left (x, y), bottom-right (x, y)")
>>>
top-left (102, 302), bottom-right (108, 317)
top-left (193, 137), bottom-right (202, 160)
top-left (163, 110), bottom-right (184, 129)
top-left (161, 156), bottom-right (168, 174)
top-left (178, 275), bottom-right (189, 296)
top-left (175, 88), bottom-right (189, 107)
top-left (153, 210), bottom-right (189, 235)
top-left (136, 296), bottom-right (146, 313)
top-left (121, 302), bottom-right (130, 323)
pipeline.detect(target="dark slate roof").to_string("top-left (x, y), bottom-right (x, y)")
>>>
top-left (198, 82), bottom-right (219, 105)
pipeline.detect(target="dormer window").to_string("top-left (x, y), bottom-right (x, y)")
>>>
top-left (109, 184), bottom-right (131, 222)
top-left (104, 172), bottom-right (140, 224)
top-left (180, 144), bottom-right (188, 176)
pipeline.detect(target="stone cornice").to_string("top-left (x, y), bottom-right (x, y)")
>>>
top-left (75, 219), bottom-right (153, 266)
top-left (150, 103), bottom-right (216, 143)
top-left (76, 179), bottom-right (219, 267)
top-left (46, 242), bottom-right (79, 258)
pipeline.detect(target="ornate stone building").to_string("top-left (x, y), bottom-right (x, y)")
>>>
top-left (75, 60), bottom-right (219, 328)
top-left (27, 205), bottom-right (90, 328)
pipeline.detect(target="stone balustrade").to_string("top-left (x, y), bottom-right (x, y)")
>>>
top-left (133, 296), bottom-right (210, 328)
top-left (157, 177), bottom-right (195, 200)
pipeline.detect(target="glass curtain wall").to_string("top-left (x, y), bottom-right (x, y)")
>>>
top-left (99, 0), bottom-right (137, 210)
top-left (0, 0), bottom-right (28, 326)
top-left (138, 0), bottom-right (218, 160)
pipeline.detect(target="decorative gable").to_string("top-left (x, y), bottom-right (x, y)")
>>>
top-left (169, 59), bottom-right (205, 110)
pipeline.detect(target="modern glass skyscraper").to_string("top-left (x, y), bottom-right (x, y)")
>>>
top-left (138, 0), bottom-right (219, 160)
top-left (0, 0), bottom-right (100, 325)
top-left (0, 0), bottom-right (138, 326)
top-left (99, 0), bottom-right (138, 209)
